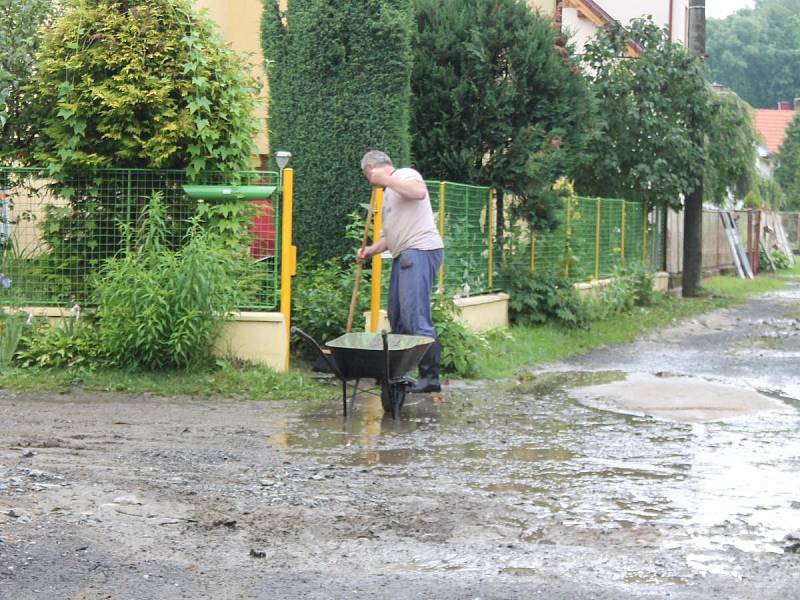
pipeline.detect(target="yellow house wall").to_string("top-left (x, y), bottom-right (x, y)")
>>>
top-left (527, 0), bottom-right (557, 16)
top-left (194, 0), bottom-right (281, 156)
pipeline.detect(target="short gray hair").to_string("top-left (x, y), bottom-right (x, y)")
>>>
top-left (360, 150), bottom-right (393, 170)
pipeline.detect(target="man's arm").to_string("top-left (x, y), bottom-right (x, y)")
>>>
top-left (367, 169), bottom-right (427, 201)
top-left (357, 238), bottom-right (388, 263)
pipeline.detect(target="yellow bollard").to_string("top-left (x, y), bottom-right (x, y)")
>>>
top-left (438, 182), bottom-right (446, 293)
top-left (369, 188), bottom-right (384, 333)
top-left (280, 168), bottom-right (296, 370)
top-left (643, 202), bottom-right (649, 265)
top-left (488, 189), bottom-right (495, 289)
top-left (620, 199), bottom-right (626, 264)
top-left (595, 198), bottom-right (602, 280)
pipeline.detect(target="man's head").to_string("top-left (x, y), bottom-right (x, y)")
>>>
top-left (361, 150), bottom-right (393, 181)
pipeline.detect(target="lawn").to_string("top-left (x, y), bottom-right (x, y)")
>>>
top-left (1, 266), bottom-right (797, 398)
top-left (476, 266), bottom-right (798, 380)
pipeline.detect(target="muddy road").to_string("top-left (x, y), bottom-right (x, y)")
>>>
top-left (2, 287), bottom-right (800, 599)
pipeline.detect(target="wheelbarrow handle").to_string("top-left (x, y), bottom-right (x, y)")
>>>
top-left (290, 326), bottom-right (344, 379)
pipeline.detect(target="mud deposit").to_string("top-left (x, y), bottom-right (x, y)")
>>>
top-left (2, 288), bottom-right (800, 599)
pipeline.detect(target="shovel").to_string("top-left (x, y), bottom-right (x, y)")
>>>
top-left (346, 188), bottom-right (377, 333)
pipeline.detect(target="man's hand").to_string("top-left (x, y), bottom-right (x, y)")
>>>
top-left (356, 245), bottom-right (374, 263)
top-left (365, 167), bottom-right (393, 189)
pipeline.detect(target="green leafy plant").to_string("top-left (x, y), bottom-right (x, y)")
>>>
top-left (0, 245), bottom-right (30, 364)
top-left (432, 295), bottom-right (486, 378)
top-left (29, 0), bottom-right (258, 176)
top-left (15, 315), bottom-right (106, 370)
top-left (506, 272), bottom-right (588, 329)
top-left (588, 262), bottom-right (658, 319)
top-left (410, 0), bottom-right (593, 234)
top-left (0, 0), bottom-right (59, 161)
top-left (93, 192), bottom-right (257, 370)
top-left (0, 310), bottom-right (26, 365)
top-left (761, 248), bottom-right (790, 272)
top-left (291, 257), bottom-right (370, 356)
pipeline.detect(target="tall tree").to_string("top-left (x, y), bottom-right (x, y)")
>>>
top-left (704, 89), bottom-right (758, 207)
top-left (707, 0), bottom-right (800, 108)
top-left (263, 0), bottom-right (413, 260)
top-left (776, 112), bottom-right (800, 209)
top-left (0, 0), bottom-right (57, 162)
top-left (575, 19), bottom-right (709, 211)
top-left (410, 0), bottom-right (594, 231)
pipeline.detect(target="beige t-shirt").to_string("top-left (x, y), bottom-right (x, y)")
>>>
top-left (381, 168), bottom-right (444, 257)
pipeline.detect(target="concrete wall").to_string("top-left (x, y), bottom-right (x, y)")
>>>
top-left (214, 312), bottom-right (288, 372)
top-left (13, 308), bottom-right (290, 372)
top-left (364, 293), bottom-right (511, 334)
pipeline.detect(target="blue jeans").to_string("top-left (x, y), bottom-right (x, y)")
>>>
top-left (387, 248), bottom-right (443, 337)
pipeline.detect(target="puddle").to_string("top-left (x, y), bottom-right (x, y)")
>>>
top-left (571, 374), bottom-right (787, 423)
top-left (269, 365), bottom-right (800, 579)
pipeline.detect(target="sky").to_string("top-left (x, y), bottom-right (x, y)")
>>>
top-left (706, 0), bottom-right (755, 19)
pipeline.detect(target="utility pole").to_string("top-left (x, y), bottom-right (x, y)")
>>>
top-left (682, 0), bottom-right (705, 297)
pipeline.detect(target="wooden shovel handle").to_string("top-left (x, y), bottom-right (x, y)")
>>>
top-left (346, 188), bottom-right (377, 333)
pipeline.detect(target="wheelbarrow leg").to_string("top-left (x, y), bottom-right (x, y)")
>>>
top-left (341, 380), bottom-right (348, 417)
top-left (391, 387), bottom-right (402, 420)
top-left (349, 378), bottom-right (361, 416)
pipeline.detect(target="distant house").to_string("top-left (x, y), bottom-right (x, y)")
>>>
top-left (753, 102), bottom-right (798, 178)
top-left (531, 0), bottom-right (690, 53)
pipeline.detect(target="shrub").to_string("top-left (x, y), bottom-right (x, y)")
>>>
top-left (432, 296), bottom-right (485, 378)
top-left (263, 0), bottom-right (413, 259)
top-left (588, 262), bottom-right (658, 319)
top-left (93, 192), bottom-right (257, 370)
top-left (506, 272), bottom-right (588, 328)
top-left (30, 0), bottom-right (258, 176)
top-left (291, 257), bottom-right (370, 356)
top-left (0, 309), bottom-right (27, 365)
top-left (15, 316), bottom-right (106, 370)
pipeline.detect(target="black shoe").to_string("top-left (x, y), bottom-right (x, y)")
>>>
top-left (410, 377), bottom-right (441, 394)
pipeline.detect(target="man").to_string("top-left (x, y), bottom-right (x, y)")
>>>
top-left (357, 150), bottom-right (444, 393)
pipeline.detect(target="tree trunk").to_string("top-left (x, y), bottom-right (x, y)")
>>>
top-left (682, 0), bottom-right (706, 297)
top-left (682, 187), bottom-right (703, 296)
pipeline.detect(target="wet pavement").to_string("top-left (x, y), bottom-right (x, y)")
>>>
top-left (2, 285), bottom-right (800, 598)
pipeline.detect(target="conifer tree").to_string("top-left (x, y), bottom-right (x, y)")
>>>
top-left (263, 0), bottom-right (413, 259)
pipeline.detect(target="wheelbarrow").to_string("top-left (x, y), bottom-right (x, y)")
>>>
top-left (291, 327), bottom-right (434, 419)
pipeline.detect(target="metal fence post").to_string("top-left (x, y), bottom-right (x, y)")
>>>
top-left (643, 202), bottom-right (649, 265)
top-left (438, 182), bottom-right (446, 293)
top-left (280, 168), bottom-right (296, 370)
top-left (595, 198), bottom-right (602, 280)
top-left (488, 188), bottom-right (495, 289)
top-left (565, 196), bottom-right (572, 279)
top-left (620, 199), bottom-right (626, 264)
top-left (126, 169), bottom-right (133, 229)
top-left (370, 187), bottom-right (384, 333)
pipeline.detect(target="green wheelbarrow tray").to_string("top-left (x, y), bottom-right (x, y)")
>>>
top-left (291, 327), bottom-right (434, 419)
top-left (182, 185), bottom-right (277, 201)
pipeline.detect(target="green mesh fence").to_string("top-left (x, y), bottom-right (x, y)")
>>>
top-left (427, 181), bottom-right (492, 296)
top-left (493, 197), bottom-right (656, 290)
top-left (0, 167), bottom-right (281, 309)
